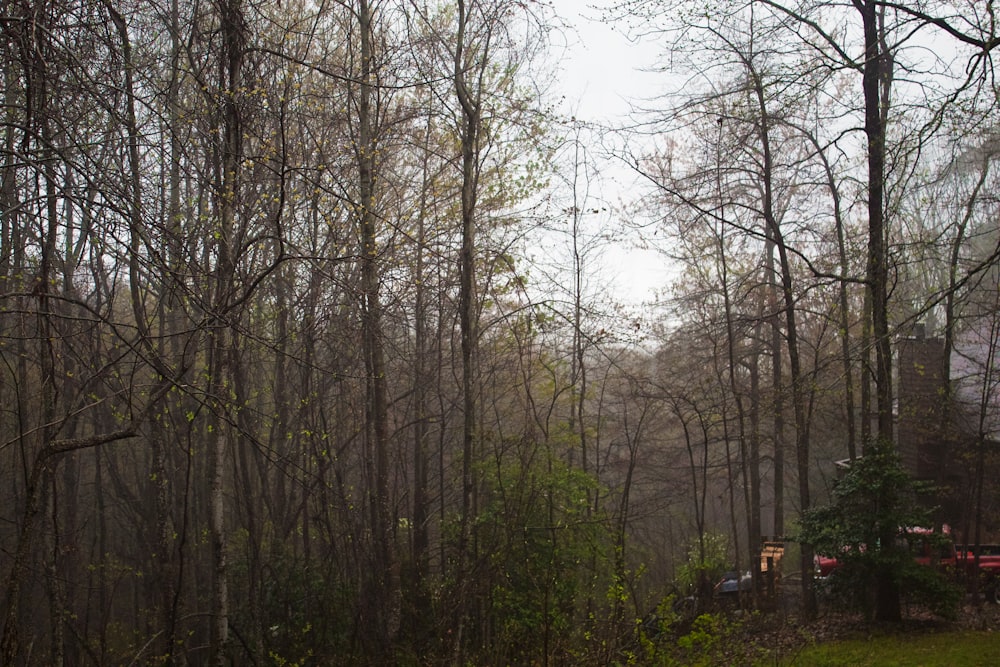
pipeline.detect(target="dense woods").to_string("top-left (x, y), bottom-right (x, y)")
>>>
top-left (2, 0), bottom-right (999, 664)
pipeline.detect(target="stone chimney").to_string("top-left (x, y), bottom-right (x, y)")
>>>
top-left (897, 328), bottom-right (946, 480)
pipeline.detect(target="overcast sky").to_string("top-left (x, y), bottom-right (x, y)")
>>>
top-left (547, 1), bottom-right (672, 307)
top-left (551, 1), bottom-right (663, 125)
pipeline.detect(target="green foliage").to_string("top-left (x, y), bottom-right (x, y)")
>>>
top-left (472, 445), bottom-right (609, 664)
top-left (676, 613), bottom-right (723, 655)
top-left (622, 607), bottom-right (769, 667)
top-left (800, 440), bottom-right (961, 619)
top-left (228, 525), bottom-right (355, 664)
top-left (675, 532), bottom-right (730, 597)
top-left (899, 555), bottom-right (964, 620)
top-left (630, 595), bottom-right (681, 663)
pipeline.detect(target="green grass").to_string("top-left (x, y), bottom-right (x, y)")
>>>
top-left (782, 630), bottom-right (1000, 666)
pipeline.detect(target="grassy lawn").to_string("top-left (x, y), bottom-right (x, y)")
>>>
top-left (782, 630), bottom-right (1000, 666)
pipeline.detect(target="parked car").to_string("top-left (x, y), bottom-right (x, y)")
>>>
top-left (814, 527), bottom-right (1000, 604)
top-left (714, 570), bottom-right (752, 596)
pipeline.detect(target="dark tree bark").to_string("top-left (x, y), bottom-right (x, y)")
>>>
top-left (744, 59), bottom-right (817, 619)
top-left (206, 1), bottom-right (247, 661)
top-left (407, 89), bottom-right (435, 644)
top-left (855, 0), bottom-right (899, 623)
top-left (855, 0), bottom-right (894, 445)
top-left (355, 0), bottom-right (398, 656)
top-left (452, 0), bottom-right (482, 658)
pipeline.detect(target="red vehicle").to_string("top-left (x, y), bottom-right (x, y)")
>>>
top-left (954, 545), bottom-right (1000, 604)
top-left (814, 527), bottom-right (1000, 603)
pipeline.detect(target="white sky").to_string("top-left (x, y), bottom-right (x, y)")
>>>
top-left (548, 1), bottom-right (672, 307)
top-left (553, 3), bottom-right (649, 121)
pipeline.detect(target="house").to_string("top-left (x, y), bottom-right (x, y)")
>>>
top-left (897, 321), bottom-right (1000, 542)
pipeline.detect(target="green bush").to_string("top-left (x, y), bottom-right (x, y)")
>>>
top-left (622, 607), bottom-right (768, 667)
top-left (800, 440), bottom-right (962, 620)
top-left (674, 533), bottom-right (731, 600)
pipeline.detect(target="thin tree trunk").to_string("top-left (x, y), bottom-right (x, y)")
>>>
top-left (767, 241), bottom-right (785, 539)
top-left (747, 63), bottom-right (816, 619)
top-left (409, 91), bottom-right (434, 642)
top-left (453, 1), bottom-right (482, 659)
top-left (714, 117), bottom-right (754, 599)
top-left (207, 1), bottom-right (246, 661)
top-left (356, 0), bottom-right (397, 655)
top-left (107, 4), bottom-right (182, 657)
top-left (803, 129), bottom-right (858, 462)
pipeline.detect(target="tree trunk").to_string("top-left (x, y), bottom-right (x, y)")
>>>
top-left (855, 0), bottom-right (898, 622)
top-left (356, 0), bottom-right (397, 656)
top-left (767, 238), bottom-right (785, 540)
top-left (409, 92), bottom-right (434, 644)
top-left (747, 63), bottom-right (816, 619)
top-left (207, 1), bottom-right (246, 660)
top-left (452, 1), bottom-right (482, 660)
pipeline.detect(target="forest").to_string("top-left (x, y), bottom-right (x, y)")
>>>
top-left (1, 0), bottom-right (999, 664)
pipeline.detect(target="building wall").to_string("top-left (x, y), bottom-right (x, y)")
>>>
top-left (897, 324), bottom-right (1000, 541)
top-left (897, 334), bottom-right (948, 482)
